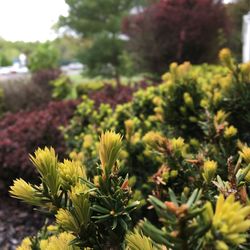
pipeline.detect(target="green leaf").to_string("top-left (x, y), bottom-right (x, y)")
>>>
top-left (168, 188), bottom-right (178, 205)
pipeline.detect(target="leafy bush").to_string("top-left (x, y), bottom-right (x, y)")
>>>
top-left (10, 49), bottom-right (250, 249)
top-left (11, 132), bottom-right (139, 249)
top-left (0, 100), bottom-right (78, 192)
top-left (28, 43), bottom-right (59, 73)
top-left (63, 49), bottom-right (250, 193)
top-left (0, 52), bottom-right (11, 66)
top-left (0, 77), bottom-right (53, 113)
top-left (12, 131), bottom-right (250, 250)
top-left (51, 75), bottom-right (78, 100)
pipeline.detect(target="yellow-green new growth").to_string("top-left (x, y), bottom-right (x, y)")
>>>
top-left (99, 131), bottom-right (123, 174)
top-left (219, 48), bottom-right (234, 70)
top-left (202, 160), bottom-right (217, 183)
top-left (205, 194), bottom-right (250, 249)
top-left (9, 179), bottom-right (41, 206)
top-left (142, 131), bottom-right (165, 150)
top-left (240, 146), bottom-right (250, 164)
top-left (40, 232), bottom-right (81, 250)
top-left (16, 237), bottom-right (32, 250)
top-left (125, 119), bottom-right (134, 140)
top-left (183, 92), bottom-right (194, 109)
top-left (224, 125), bottom-right (237, 139)
top-left (69, 183), bottom-right (90, 228)
top-left (126, 230), bottom-right (156, 250)
top-left (170, 137), bottom-right (185, 155)
top-left (30, 147), bottom-right (60, 195)
top-left (59, 160), bottom-right (86, 190)
top-left (56, 208), bottom-right (80, 234)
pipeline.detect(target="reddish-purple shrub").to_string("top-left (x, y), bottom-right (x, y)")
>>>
top-left (0, 100), bottom-right (78, 192)
top-left (123, 0), bottom-right (230, 74)
top-left (89, 82), bottom-right (150, 108)
top-left (89, 84), bottom-right (134, 108)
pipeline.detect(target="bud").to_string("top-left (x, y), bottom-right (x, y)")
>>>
top-left (183, 92), bottom-right (194, 109)
top-left (214, 110), bottom-right (228, 125)
top-left (70, 184), bottom-right (90, 228)
top-left (215, 240), bottom-right (229, 250)
top-left (202, 160), bottom-right (217, 183)
top-left (202, 202), bottom-right (213, 224)
top-left (59, 160), bottom-right (86, 190)
top-left (30, 147), bottom-right (60, 195)
top-left (56, 209), bottom-right (80, 233)
top-left (170, 170), bottom-right (178, 178)
top-left (126, 230), bottom-right (154, 250)
top-left (170, 137), bottom-right (185, 155)
top-left (178, 61), bottom-right (191, 77)
top-left (219, 48), bottom-right (233, 69)
top-left (240, 146), bottom-right (250, 164)
top-left (47, 225), bottom-right (58, 232)
top-left (142, 131), bottom-right (165, 150)
top-left (125, 119), bottom-right (134, 140)
top-left (41, 232), bottom-right (80, 250)
top-left (200, 99), bottom-right (209, 109)
top-left (170, 62), bottom-right (178, 76)
top-left (180, 106), bottom-right (186, 114)
top-left (240, 62), bottom-right (250, 82)
top-left (189, 138), bottom-right (199, 148)
top-left (69, 151), bottom-right (84, 162)
top-left (162, 72), bottom-right (171, 82)
top-left (83, 134), bottom-right (93, 149)
top-left (99, 131), bottom-right (123, 175)
top-left (213, 91), bottom-right (222, 105)
top-left (224, 126), bottom-right (237, 139)
top-left (211, 194), bottom-right (250, 248)
top-left (9, 179), bottom-right (41, 206)
top-left (153, 96), bottom-right (163, 106)
top-left (183, 187), bottom-right (190, 196)
top-left (189, 116), bottom-right (198, 123)
top-left (17, 237), bottom-right (32, 250)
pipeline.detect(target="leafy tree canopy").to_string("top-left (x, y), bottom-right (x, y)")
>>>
top-left (58, 0), bottom-right (148, 81)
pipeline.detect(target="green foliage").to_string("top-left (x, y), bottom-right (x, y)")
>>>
top-left (52, 35), bottom-right (84, 65)
top-left (59, 0), bottom-right (134, 35)
top-left (51, 75), bottom-right (78, 100)
top-left (11, 132), bottom-right (139, 249)
top-left (0, 52), bottom-right (11, 66)
top-left (79, 33), bottom-right (125, 78)
top-left (28, 43), bottom-right (59, 73)
top-left (0, 37), bottom-right (38, 63)
top-left (59, 0), bottom-right (135, 81)
top-left (11, 49), bottom-right (250, 249)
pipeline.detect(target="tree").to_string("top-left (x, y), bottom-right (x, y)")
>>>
top-left (28, 43), bottom-right (59, 73)
top-left (123, 0), bottom-right (230, 75)
top-left (52, 35), bottom-right (85, 65)
top-left (59, 0), bottom-right (137, 84)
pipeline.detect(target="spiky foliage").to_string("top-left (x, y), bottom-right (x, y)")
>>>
top-left (11, 132), bottom-right (139, 249)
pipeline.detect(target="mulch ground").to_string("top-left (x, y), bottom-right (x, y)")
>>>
top-left (0, 196), bottom-right (46, 250)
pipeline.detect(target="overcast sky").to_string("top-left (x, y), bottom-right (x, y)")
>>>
top-left (0, 0), bottom-right (68, 42)
top-left (0, 0), bottom-right (234, 42)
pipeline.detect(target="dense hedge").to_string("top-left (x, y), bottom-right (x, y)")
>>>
top-left (10, 49), bottom-right (250, 250)
top-left (0, 100), bottom-right (77, 191)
